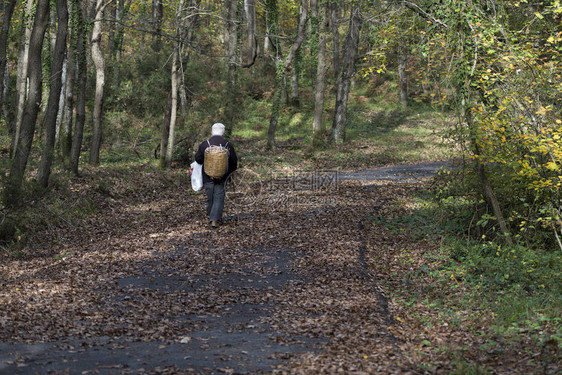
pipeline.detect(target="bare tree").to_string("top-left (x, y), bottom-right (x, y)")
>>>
top-left (332, 3), bottom-right (362, 143)
top-left (37, 0), bottom-right (69, 187)
top-left (5, 0), bottom-right (50, 205)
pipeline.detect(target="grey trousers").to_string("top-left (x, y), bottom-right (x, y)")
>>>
top-left (204, 180), bottom-right (226, 222)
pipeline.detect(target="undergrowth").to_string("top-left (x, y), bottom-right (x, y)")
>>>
top-left (374, 170), bottom-right (562, 372)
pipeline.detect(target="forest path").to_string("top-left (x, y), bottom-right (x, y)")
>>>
top-left (0, 161), bottom-right (453, 374)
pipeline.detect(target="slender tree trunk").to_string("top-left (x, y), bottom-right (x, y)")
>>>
top-left (289, 47), bottom-right (301, 106)
top-left (55, 60), bottom-right (67, 145)
top-left (179, 47), bottom-right (188, 116)
top-left (5, 0), bottom-right (50, 205)
top-left (110, 0), bottom-right (131, 89)
top-left (267, 72), bottom-right (282, 148)
top-left (242, 0), bottom-right (257, 67)
top-left (162, 0), bottom-right (184, 168)
top-left (11, 0), bottom-right (34, 158)
top-left (0, 0), bottom-right (16, 114)
top-left (280, 74), bottom-right (287, 105)
top-left (37, 0), bottom-right (68, 188)
top-left (264, 24), bottom-right (270, 54)
top-left (159, 91), bottom-right (172, 168)
top-left (265, 0), bottom-right (280, 56)
top-left (312, 0), bottom-right (328, 146)
top-left (330, 0), bottom-right (340, 80)
top-left (55, 59), bottom-right (68, 145)
top-left (463, 94), bottom-right (512, 243)
top-left (152, 0), bottom-right (163, 39)
top-left (165, 44), bottom-right (180, 167)
top-left (89, 0), bottom-right (106, 165)
top-left (61, 46), bottom-right (75, 168)
top-left (399, 41), bottom-right (408, 107)
top-left (332, 4), bottom-right (362, 143)
top-left (107, 1), bottom-right (116, 49)
top-left (267, 0), bottom-right (308, 148)
top-left (3, 64), bottom-right (11, 129)
top-left (70, 0), bottom-right (88, 175)
top-left (224, 0), bottom-right (239, 137)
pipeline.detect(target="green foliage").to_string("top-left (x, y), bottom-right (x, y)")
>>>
top-left (382, 184), bottom-right (562, 361)
top-left (395, 0), bottom-right (562, 249)
top-left (106, 48), bottom-right (171, 117)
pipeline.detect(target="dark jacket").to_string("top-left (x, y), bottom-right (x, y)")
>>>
top-left (195, 135), bottom-right (238, 184)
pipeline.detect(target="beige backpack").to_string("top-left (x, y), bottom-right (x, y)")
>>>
top-left (204, 140), bottom-right (229, 179)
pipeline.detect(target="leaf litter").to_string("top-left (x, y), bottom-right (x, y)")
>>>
top-left (0, 164), bottom-right (558, 374)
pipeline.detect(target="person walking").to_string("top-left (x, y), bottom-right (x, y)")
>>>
top-left (195, 123), bottom-right (238, 228)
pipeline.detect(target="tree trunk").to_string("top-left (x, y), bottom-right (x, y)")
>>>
top-left (152, 0), bottom-right (163, 39)
top-left (37, 0), bottom-right (68, 188)
top-left (5, 0), bottom-right (50, 205)
top-left (162, 0), bottom-right (184, 168)
top-left (289, 47), bottom-right (301, 106)
top-left (61, 44), bottom-right (75, 168)
top-left (164, 44), bottom-right (180, 167)
top-left (0, 0), bottom-right (16, 114)
top-left (159, 91), bottom-right (172, 168)
top-left (107, 1), bottom-right (116, 50)
top-left (110, 0), bottom-right (131, 89)
top-left (264, 24), bottom-right (270, 54)
top-left (265, 0), bottom-right (282, 149)
top-left (463, 95), bottom-right (512, 243)
top-left (267, 71), bottom-right (282, 148)
top-left (89, 0), bottom-right (106, 165)
top-left (267, 0), bottom-right (308, 148)
top-left (70, 0), bottom-right (88, 176)
top-left (55, 60), bottom-right (67, 146)
top-left (265, 0), bottom-right (280, 56)
top-left (330, 0), bottom-right (340, 80)
top-left (3, 63), bottom-right (11, 130)
top-left (312, 0), bottom-right (328, 146)
top-left (11, 0), bottom-right (35, 158)
top-left (242, 0), bottom-right (257, 68)
top-left (399, 41), bottom-right (408, 107)
top-left (224, 0), bottom-right (239, 137)
top-left (332, 4), bottom-right (362, 143)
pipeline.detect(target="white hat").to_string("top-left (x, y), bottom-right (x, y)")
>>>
top-left (211, 123), bottom-right (225, 136)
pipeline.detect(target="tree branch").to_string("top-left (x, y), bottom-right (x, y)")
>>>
top-left (403, 0), bottom-right (448, 28)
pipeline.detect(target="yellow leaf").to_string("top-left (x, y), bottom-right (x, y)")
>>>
top-left (546, 162), bottom-right (559, 171)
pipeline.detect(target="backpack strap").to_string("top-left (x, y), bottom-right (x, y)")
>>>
top-left (207, 139), bottom-right (211, 148)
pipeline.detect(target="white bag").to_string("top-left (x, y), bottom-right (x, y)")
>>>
top-left (190, 161), bottom-right (203, 191)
